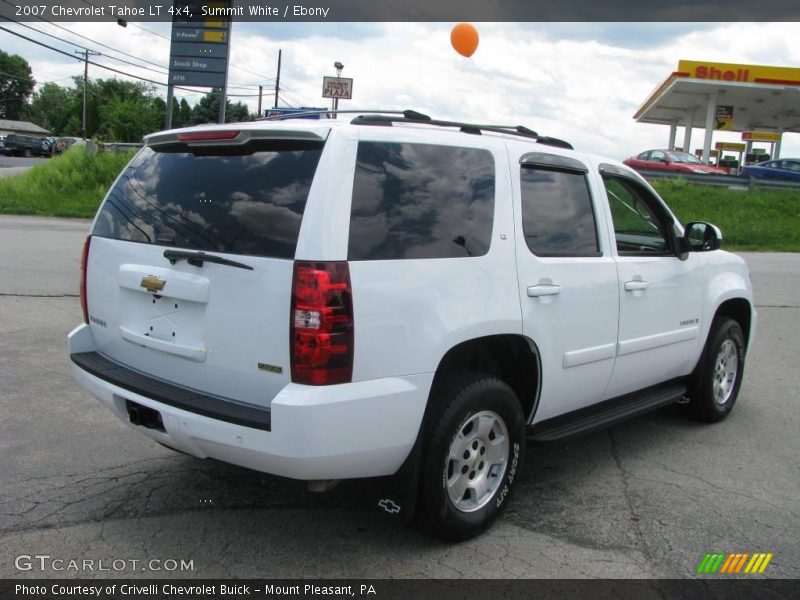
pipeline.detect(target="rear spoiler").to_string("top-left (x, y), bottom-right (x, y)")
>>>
top-left (145, 127), bottom-right (327, 148)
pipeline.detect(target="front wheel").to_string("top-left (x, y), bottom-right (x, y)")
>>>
top-left (23, 147), bottom-right (32, 158)
top-left (417, 374), bottom-right (525, 540)
top-left (686, 317), bottom-right (746, 422)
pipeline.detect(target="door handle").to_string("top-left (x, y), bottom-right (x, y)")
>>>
top-left (624, 279), bottom-right (650, 291)
top-left (527, 284), bottom-right (561, 297)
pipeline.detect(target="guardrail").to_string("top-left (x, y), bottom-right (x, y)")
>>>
top-left (85, 141), bottom-right (142, 154)
top-left (635, 169), bottom-right (800, 191)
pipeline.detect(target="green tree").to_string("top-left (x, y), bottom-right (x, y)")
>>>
top-left (75, 77), bottom-right (164, 141)
top-left (177, 98), bottom-right (192, 127)
top-left (26, 82), bottom-right (78, 134)
top-left (0, 50), bottom-right (35, 120)
top-left (190, 89), bottom-right (249, 124)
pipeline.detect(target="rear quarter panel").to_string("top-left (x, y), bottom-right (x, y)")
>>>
top-left (299, 128), bottom-right (522, 381)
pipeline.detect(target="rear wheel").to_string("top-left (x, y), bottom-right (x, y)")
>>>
top-left (686, 317), bottom-right (745, 422)
top-left (23, 147), bottom-right (32, 158)
top-left (416, 373), bottom-right (525, 540)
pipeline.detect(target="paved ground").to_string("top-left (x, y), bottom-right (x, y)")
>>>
top-left (0, 156), bottom-right (45, 179)
top-left (0, 215), bottom-right (798, 579)
top-left (0, 157), bottom-right (47, 169)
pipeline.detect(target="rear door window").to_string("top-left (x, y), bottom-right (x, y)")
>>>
top-left (348, 142), bottom-right (495, 260)
top-left (520, 166), bottom-right (600, 257)
top-left (93, 140), bottom-right (324, 259)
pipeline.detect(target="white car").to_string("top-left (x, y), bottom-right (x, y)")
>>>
top-left (69, 111), bottom-right (755, 539)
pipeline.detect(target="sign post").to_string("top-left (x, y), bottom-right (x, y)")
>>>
top-left (322, 70), bottom-right (353, 118)
top-left (167, 1), bottom-right (233, 128)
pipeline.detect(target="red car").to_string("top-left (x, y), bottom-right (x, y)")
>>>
top-left (624, 149), bottom-right (727, 174)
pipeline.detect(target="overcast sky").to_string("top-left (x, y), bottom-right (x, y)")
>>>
top-left (2, 21), bottom-right (799, 159)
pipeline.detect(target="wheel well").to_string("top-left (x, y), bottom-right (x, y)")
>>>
top-left (432, 335), bottom-right (540, 421)
top-left (715, 298), bottom-right (752, 347)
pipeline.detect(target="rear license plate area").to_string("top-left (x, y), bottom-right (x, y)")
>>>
top-left (125, 399), bottom-right (165, 432)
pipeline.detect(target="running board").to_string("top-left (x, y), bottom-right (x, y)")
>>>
top-left (527, 382), bottom-right (687, 442)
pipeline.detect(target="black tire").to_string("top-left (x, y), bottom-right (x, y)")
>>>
top-left (686, 317), bottom-right (746, 423)
top-left (416, 373), bottom-right (526, 540)
top-left (23, 147), bottom-right (32, 158)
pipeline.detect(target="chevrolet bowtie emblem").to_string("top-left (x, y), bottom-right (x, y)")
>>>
top-left (140, 275), bottom-right (166, 293)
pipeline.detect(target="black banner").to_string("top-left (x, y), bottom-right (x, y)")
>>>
top-left (1, 0), bottom-right (799, 22)
top-left (3, 579), bottom-right (800, 600)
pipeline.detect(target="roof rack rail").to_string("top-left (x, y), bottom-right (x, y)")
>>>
top-left (256, 109), bottom-right (416, 121)
top-left (351, 114), bottom-right (573, 149)
top-left (257, 109), bottom-right (573, 150)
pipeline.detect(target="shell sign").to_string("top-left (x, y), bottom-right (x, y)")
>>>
top-left (678, 60), bottom-right (800, 86)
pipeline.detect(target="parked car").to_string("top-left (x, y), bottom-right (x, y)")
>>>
top-left (0, 135), bottom-right (6, 155)
top-left (3, 133), bottom-right (47, 157)
top-left (68, 112), bottom-right (755, 540)
top-left (41, 137), bottom-right (57, 157)
top-left (742, 158), bottom-right (800, 182)
top-left (624, 149), bottom-right (727, 174)
top-left (53, 136), bottom-right (84, 155)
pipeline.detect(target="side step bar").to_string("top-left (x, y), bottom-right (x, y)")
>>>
top-left (527, 382), bottom-right (687, 442)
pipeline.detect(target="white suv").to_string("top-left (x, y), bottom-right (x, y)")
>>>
top-left (69, 111), bottom-right (755, 539)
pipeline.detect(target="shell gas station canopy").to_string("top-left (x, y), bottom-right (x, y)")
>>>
top-left (634, 60), bottom-right (800, 167)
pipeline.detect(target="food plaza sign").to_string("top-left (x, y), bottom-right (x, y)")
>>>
top-left (322, 77), bottom-right (354, 99)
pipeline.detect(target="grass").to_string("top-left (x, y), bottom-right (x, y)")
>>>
top-left (0, 146), bottom-right (134, 219)
top-left (0, 151), bottom-right (798, 250)
top-left (652, 180), bottom-right (800, 252)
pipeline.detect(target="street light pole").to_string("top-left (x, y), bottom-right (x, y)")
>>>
top-left (74, 49), bottom-right (100, 139)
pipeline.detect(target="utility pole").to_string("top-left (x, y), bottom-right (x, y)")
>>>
top-left (274, 49), bottom-right (282, 108)
top-left (74, 49), bottom-right (100, 139)
top-left (257, 85), bottom-right (263, 118)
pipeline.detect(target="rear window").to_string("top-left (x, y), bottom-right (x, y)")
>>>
top-left (93, 140), bottom-right (324, 259)
top-left (348, 141), bottom-right (495, 260)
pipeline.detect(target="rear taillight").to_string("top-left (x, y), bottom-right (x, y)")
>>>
top-left (80, 235), bottom-right (91, 324)
top-left (176, 130), bottom-right (240, 142)
top-left (290, 261), bottom-right (353, 385)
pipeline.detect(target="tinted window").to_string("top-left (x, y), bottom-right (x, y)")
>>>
top-left (93, 141), bottom-right (324, 259)
top-left (348, 142), bottom-right (495, 260)
top-left (602, 174), bottom-right (671, 255)
top-left (520, 167), bottom-right (599, 256)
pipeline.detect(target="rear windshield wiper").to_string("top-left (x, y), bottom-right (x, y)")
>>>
top-left (163, 249), bottom-right (253, 270)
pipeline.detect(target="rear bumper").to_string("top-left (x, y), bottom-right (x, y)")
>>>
top-left (68, 324), bottom-right (431, 481)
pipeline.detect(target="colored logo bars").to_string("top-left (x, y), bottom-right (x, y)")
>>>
top-left (696, 552), bottom-right (773, 574)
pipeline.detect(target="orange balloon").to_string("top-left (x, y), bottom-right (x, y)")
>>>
top-left (450, 23), bottom-right (479, 58)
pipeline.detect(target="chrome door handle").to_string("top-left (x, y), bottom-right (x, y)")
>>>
top-left (624, 280), bottom-right (650, 291)
top-left (527, 284), bottom-right (561, 297)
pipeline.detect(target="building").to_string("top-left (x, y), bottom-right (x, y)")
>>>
top-left (634, 60), bottom-right (799, 165)
top-left (0, 119), bottom-right (51, 138)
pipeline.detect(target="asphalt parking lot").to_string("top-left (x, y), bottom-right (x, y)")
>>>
top-left (1, 215), bottom-right (798, 579)
top-left (0, 156), bottom-right (45, 179)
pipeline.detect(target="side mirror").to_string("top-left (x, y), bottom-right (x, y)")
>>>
top-left (684, 221), bottom-right (722, 252)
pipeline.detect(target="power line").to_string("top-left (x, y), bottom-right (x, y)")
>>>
top-left (89, 5), bottom-right (282, 86)
top-left (0, 1), bottom-right (171, 74)
top-left (0, 68), bottom-right (33, 82)
top-left (0, 23), bottom-right (197, 93)
top-left (0, 20), bottom-right (264, 94)
top-left (2, 17), bottom-right (172, 78)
